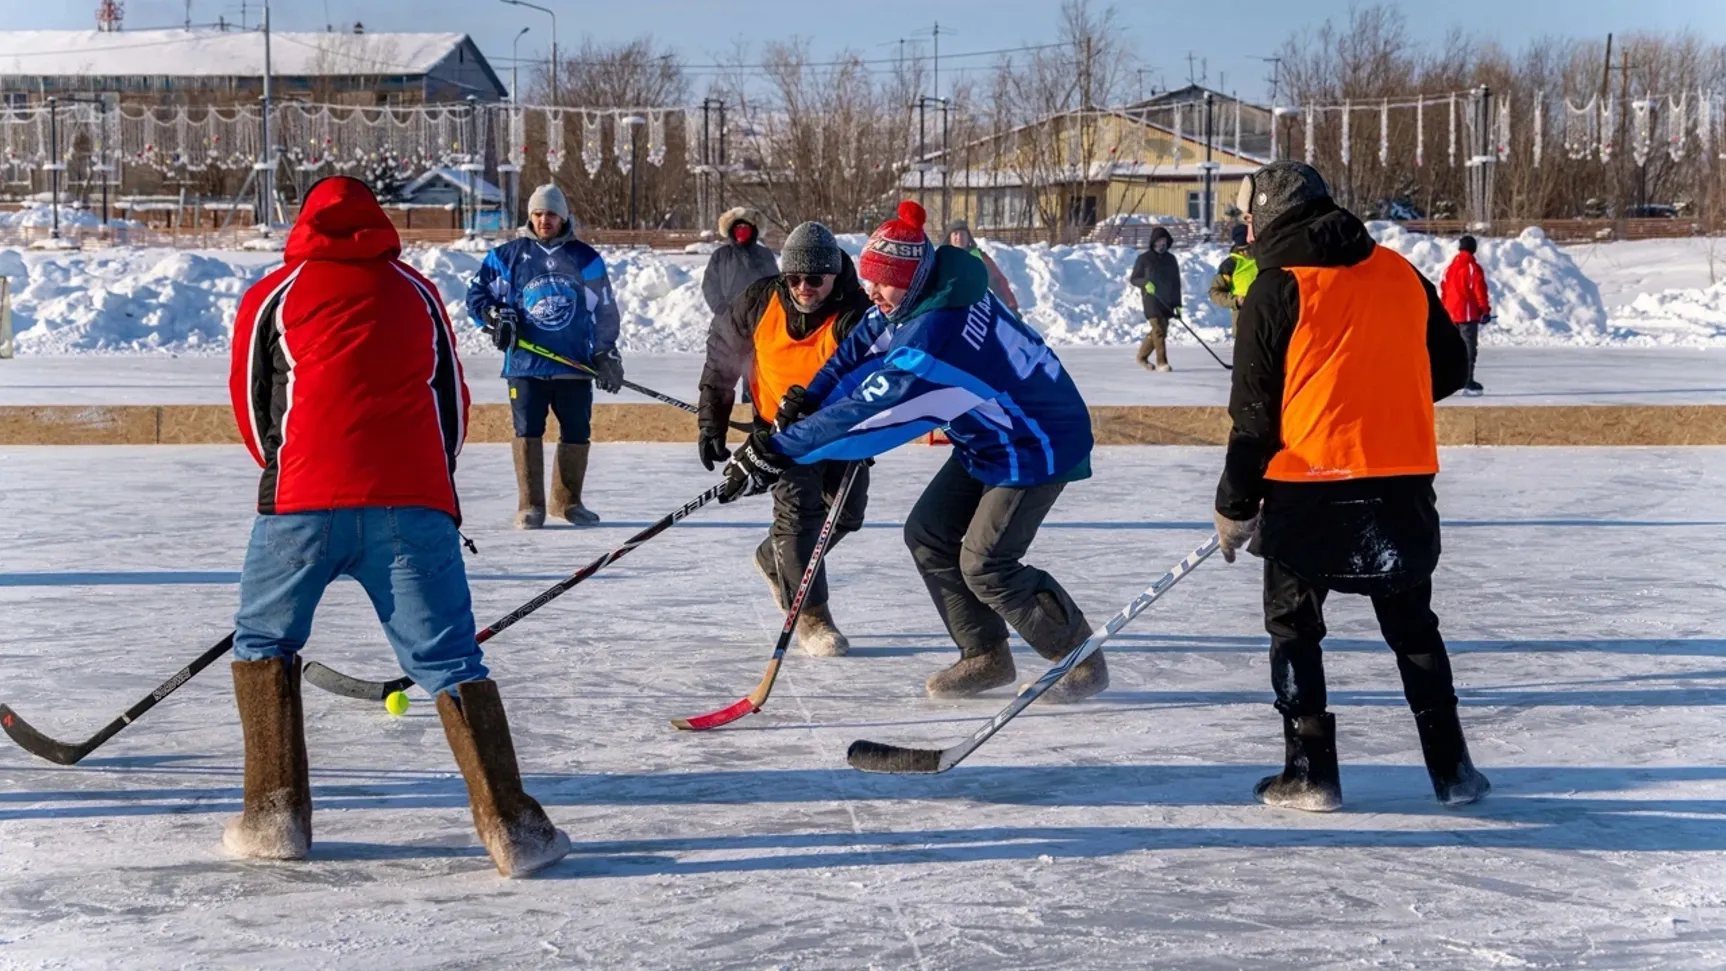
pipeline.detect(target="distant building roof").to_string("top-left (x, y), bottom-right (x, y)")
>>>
top-left (0, 29), bottom-right (475, 80)
top-left (402, 167), bottom-right (503, 204)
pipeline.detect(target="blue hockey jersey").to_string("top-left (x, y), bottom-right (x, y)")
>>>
top-left (773, 246), bottom-right (1093, 487)
top-left (465, 228), bottom-right (621, 379)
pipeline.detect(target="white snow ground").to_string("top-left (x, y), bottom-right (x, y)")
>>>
top-left (1, 443), bottom-right (1724, 969)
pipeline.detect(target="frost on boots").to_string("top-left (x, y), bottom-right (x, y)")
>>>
top-left (223, 656), bottom-right (312, 860)
top-left (437, 680), bottom-right (571, 878)
top-left (1415, 706), bottom-right (1492, 806)
top-left (753, 546), bottom-right (788, 613)
top-left (926, 641), bottom-right (1017, 699)
top-left (1028, 591), bottom-right (1108, 705)
top-left (794, 602), bottom-right (850, 657)
top-left (1255, 713), bottom-right (1343, 812)
top-left (512, 437), bottom-right (546, 530)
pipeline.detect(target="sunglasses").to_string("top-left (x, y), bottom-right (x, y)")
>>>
top-left (784, 274), bottom-right (830, 288)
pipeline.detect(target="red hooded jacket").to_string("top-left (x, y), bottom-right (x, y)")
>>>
top-left (229, 177), bottom-right (471, 521)
top-left (1440, 250), bottom-right (1491, 325)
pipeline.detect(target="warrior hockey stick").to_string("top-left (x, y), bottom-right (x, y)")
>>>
top-left (1171, 316), bottom-right (1233, 371)
top-left (671, 462), bottom-right (863, 731)
top-left (847, 534), bottom-right (1220, 774)
top-left (304, 482), bottom-right (729, 701)
top-left (516, 340), bottom-right (752, 433)
top-left (0, 633), bottom-right (235, 765)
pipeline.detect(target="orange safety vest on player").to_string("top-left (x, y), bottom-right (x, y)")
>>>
top-left (748, 296), bottom-right (841, 424)
top-left (1265, 245), bottom-right (1439, 483)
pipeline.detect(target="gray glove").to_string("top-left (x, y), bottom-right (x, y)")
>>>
top-left (1214, 510), bottom-right (1260, 564)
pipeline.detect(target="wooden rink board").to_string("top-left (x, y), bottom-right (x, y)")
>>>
top-left (5, 403), bottom-right (1726, 447)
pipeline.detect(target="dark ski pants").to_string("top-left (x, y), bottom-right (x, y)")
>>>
top-left (509, 376), bottom-right (593, 443)
top-left (1263, 557), bottom-right (1458, 718)
top-left (903, 455), bottom-right (1088, 659)
top-left (1459, 322), bottom-right (1480, 384)
top-left (755, 460), bottom-right (869, 610)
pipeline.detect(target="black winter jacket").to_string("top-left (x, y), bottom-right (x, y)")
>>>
top-left (697, 250), bottom-right (872, 439)
top-left (1216, 199), bottom-right (1469, 595)
top-left (1127, 227), bottom-right (1183, 319)
top-left (702, 240), bottom-right (781, 315)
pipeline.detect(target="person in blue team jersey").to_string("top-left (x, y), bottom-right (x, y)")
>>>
top-left (718, 201), bottom-right (1108, 702)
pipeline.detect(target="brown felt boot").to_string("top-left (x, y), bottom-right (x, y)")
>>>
top-left (551, 443), bottom-right (600, 526)
top-left (794, 602), bottom-right (850, 657)
top-left (926, 641), bottom-right (1017, 699)
top-left (513, 437), bottom-right (546, 529)
top-left (1028, 590), bottom-right (1110, 705)
top-left (437, 679), bottom-right (571, 878)
top-left (223, 656), bottom-right (312, 860)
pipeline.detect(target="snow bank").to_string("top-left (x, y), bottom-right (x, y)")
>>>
top-left (0, 223), bottom-right (1669, 355)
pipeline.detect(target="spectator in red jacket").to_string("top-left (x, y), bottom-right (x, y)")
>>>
top-left (1440, 235), bottom-right (1491, 395)
top-left (225, 176), bottom-right (568, 878)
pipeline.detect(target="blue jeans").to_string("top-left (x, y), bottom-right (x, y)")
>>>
top-left (233, 507), bottom-right (486, 697)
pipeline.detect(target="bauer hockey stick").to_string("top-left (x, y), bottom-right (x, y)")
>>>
top-left (516, 340), bottom-right (752, 433)
top-left (847, 534), bottom-right (1220, 774)
top-left (304, 482), bottom-right (729, 701)
top-left (671, 461), bottom-right (863, 731)
top-left (0, 633), bottom-right (235, 765)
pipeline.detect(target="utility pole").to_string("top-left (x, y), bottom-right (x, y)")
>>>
top-left (259, 0), bottom-right (275, 237)
top-left (1202, 90), bottom-right (1216, 230)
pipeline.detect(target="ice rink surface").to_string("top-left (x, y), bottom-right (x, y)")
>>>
top-left (1, 443), bottom-right (1724, 969)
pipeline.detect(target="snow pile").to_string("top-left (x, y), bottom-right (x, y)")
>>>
top-left (1368, 224), bottom-right (1613, 344)
top-left (0, 224), bottom-right (1663, 354)
top-left (1, 205), bottom-right (104, 229)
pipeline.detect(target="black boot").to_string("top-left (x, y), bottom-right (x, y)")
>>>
top-left (1254, 713), bottom-right (1342, 812)
top-left (1414, 706), bottom-right (1491, 806)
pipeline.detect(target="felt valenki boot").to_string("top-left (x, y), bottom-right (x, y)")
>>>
top-left (1414, 706), bottom-right (1492, 806)
top-left (223, 656), bottom-right (312, 860)
top-left (551, 443), bottom-right (600, 525)
top-left (512, 437), bottom-right (546, 529)
top-left (1255, 712), bottom-right (1343, 812)
top-left (437, 679), bottom-right (571, 877)
top-left (925, 641), bottom-right (1017, 699)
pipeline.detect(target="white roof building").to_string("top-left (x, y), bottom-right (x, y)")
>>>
top-left (0, 29), bottom-right (506, 102)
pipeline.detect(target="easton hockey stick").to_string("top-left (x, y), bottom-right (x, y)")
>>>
top-left (516, 340), bottom-right (752, 433)
top-left (304, 482), bottom-right (729, 700)
top-left (671, 461), bottom-right (863, 731)
top-left (847, 534), bottom-right (1220, 774)
top-left (0, 633), bottom-right (235, 765)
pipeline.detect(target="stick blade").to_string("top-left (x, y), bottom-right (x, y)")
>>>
top-left (303, 662), bottom-right (412, 702)
top-left (671, 696), bottom-right (758, 732)
top-left (0, 706), bottom-right (91, 765)
top-left (846, 739), bottom-right (945, 774)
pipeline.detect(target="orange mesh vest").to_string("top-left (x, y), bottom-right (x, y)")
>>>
top-left (1266, 245), bottom-right (1439, 482)
top-left (749, 296), bottom-right (840, 423)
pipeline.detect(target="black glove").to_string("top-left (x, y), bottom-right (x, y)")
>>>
top-left (774, 385), bottom-right (809, 434)
top-left (719, 428), bottom-right (786, 503)
top-left (1479, 313), bottom-right (1494, 325)
top-left (592, 348), bottom-right (624, 394)
top-left (697, 432), bottom-right (732, 472)
top-left (484, 306), bottom-right (518, 351)
top-left (1171, 306), bottom-right (1183, 320)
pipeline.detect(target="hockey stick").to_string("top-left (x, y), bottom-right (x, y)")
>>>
top-left (671, 461), bottom-right (863, 731)
top-left (515, 339), bottom-right (752, 433)
top-left (1171, 316), bottom-right (1233, 371)
top-left (847, 534), bottom-right (1219, 774)
top-left (0, 633), bottom-right (235, 765)
top-left (304, 482), bottom-right (729, 701)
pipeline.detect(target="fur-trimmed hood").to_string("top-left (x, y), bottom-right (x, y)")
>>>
top-left (718, 206), bottom-right (766, 238)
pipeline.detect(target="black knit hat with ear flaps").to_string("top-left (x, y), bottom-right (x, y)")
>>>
top-left (1236, 161), bottom-right (1331, 234)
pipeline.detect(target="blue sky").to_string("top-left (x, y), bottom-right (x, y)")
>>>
top-left (10, 0), bottom-right (1722, 104)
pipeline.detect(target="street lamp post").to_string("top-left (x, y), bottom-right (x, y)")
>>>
top-left (621, 114), bottom-right (646, 229)
top-left (511, 26), bottom-right (530, 103)
top-left (500, 0), bottom-right (557, 104)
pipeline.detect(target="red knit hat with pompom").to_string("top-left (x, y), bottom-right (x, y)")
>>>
top-left (858, 200), bottom-right (931, 290)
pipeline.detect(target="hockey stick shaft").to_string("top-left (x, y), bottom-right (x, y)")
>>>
top-left (671, 461), bottom-right (863, 731)
top-left (515, 340), bottom-right (752, 432)
top-left (0, 633), bottom-right (236, 765)
top-left (304, 483), bottom-right (729, 700)
top-left (1171, 317), bottom-right (1233, 371)
top-left (847, 535), bottom-right (1219, 774)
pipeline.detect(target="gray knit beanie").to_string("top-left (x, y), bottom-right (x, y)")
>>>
top-left (780, 221), bottom-right (843, 276)
top-left (526, 183), bottom-right (570, 222)
top-left (1235, 161), bottom-right (1329, 233)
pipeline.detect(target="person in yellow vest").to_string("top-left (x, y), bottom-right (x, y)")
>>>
top-left (1208, 222), bottom-right (1257, 339)
top-left (1213, 161), bottom-right (1489, 813)
top-left (697, 222), bottom-right (873, 655)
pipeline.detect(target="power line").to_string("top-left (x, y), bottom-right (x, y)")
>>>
top-left (486, 41), bottom-right (1066, 71)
